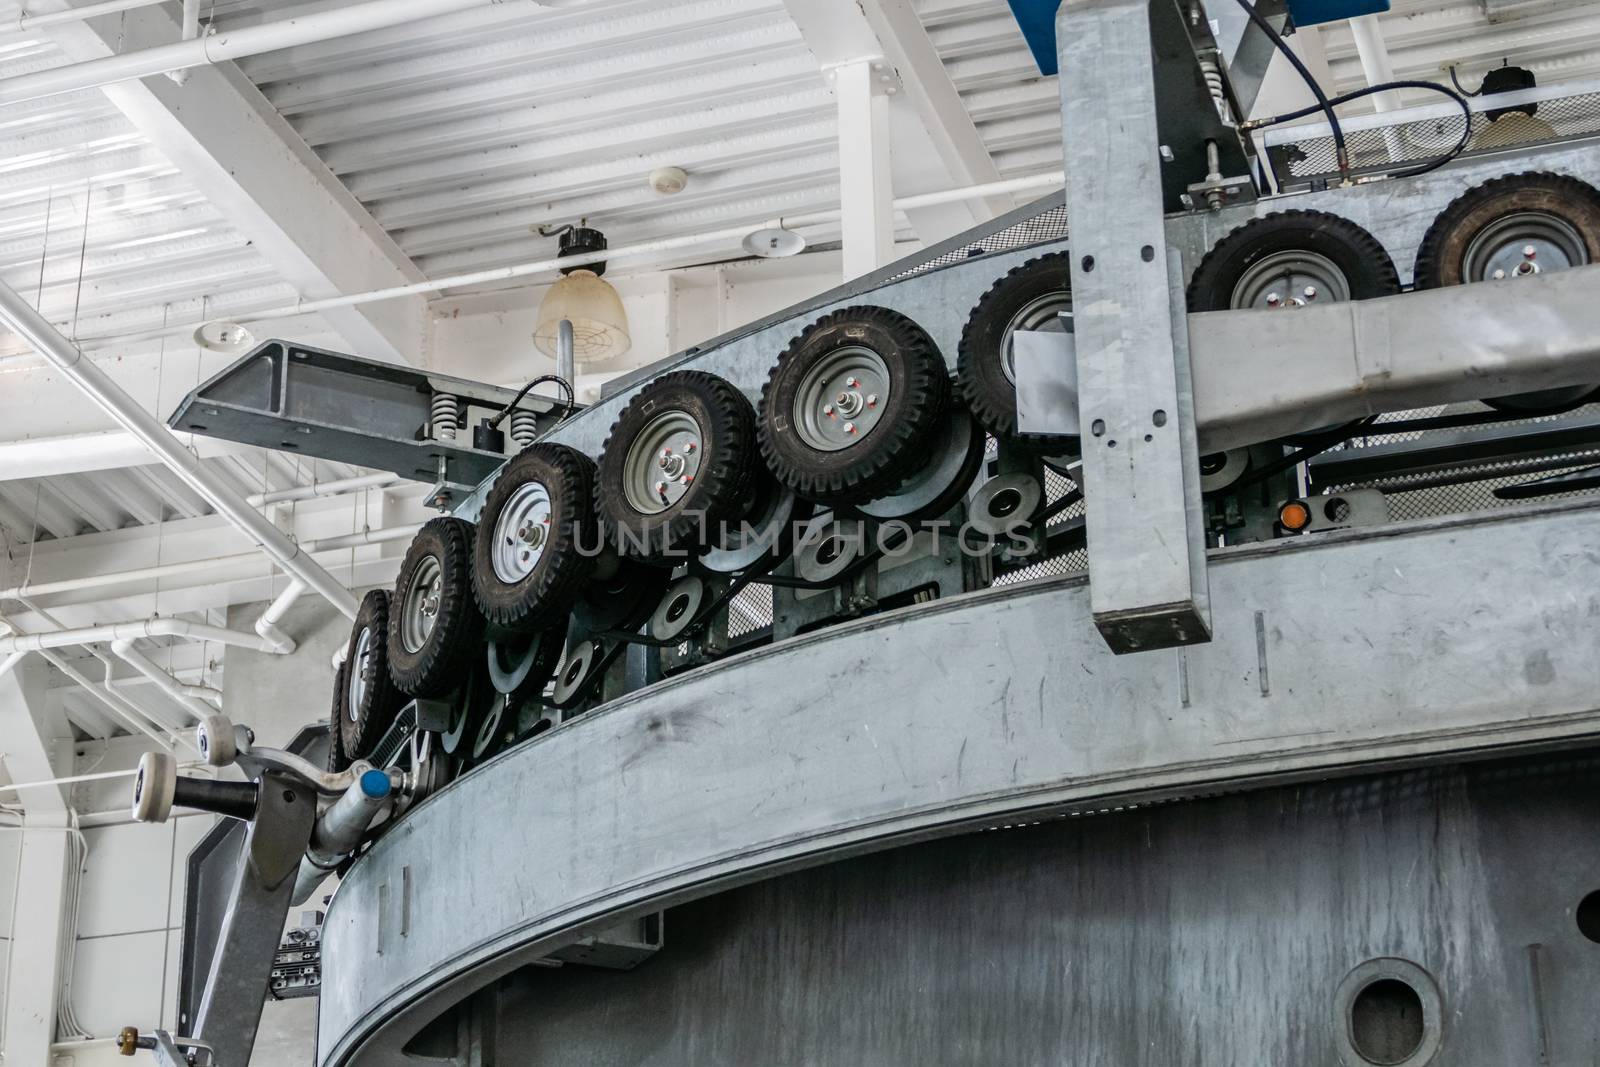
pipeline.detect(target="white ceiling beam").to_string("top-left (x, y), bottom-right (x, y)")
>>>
top-left (783, 0), bottom-right (1010, 246)
top-left (33, 2), bottom-right (431, 365)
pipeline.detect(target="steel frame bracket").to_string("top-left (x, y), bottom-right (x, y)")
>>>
top-left (1057, 0), bottom-right (1211, 653)
top-left (191, 771), bottom-right (316, 1066)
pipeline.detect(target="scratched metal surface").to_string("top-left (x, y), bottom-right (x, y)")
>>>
top-left (487, 751), bottom-right (1600, 1066)
top-left (321, 495), bottom-right (1600, 1065)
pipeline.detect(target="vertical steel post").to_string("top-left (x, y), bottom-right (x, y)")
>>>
top-left (1057, 0), bottom-right (1211, 653)
top-left (834, 57), bottom-right (894, 278)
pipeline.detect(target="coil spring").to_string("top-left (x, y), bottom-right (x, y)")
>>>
top-left (431, 392), bottom-right (462, 441)
top-left (509, 409), bottom-right (538, 449)
top-left (1199, 57), bottom-right (1226, 109)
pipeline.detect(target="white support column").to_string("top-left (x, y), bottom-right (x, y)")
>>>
top-left (834, 58), bottom-right (894, 280)
top-left (0, 657), bottom-right (70, 1066)
top-left (1347, 15), bottom-right (1404, 114)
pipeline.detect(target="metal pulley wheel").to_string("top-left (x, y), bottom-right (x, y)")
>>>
top-left (339, 590), bottom-right (403, 761)
top-left (597, 370), bottom-right (759, 559)
top-left (486, 627), bottom-right (565, 700)
top-left (968, 473), bottom-right (1043, 537)
top-left (1415, 172), bottom-right (1600, 413)
top-left (1199, 449), bottom-right (1252, 496)
top-left (551, 639), bottom-right (604, 709)
top-left (473, 443), bottom-right (598, 633)
top-left (793, 519), bottom-right (867, 585)
top-left (388, 517), bottom-right (484, 698)
top-left (470, 693), bottom-right (515, 764)
top-left (1188, 211), bottom-right (1399, 444)
top-left (699, 473), bottom-right (812, 575)
top-left (852, 406), bottom-right (986, 523)
top-left (648, 575), bottom-right (707, 643)
top-left (956, 250), bottom-right (1074, 449)
top-left (759, 306), bottom-right (951, 505)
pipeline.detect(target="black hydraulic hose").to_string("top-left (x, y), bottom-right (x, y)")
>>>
top-left (488, 373), bottom-right (575, 429)
top-left (1234, 0), bottom-right (1350, 181)
top-left (1248, 80), bottom-right (1474, 181)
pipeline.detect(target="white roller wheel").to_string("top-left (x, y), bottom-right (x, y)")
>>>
top-left (130, 752), bottom-right (177, 824)
top-left (198, 714), bottom-right (237, 768)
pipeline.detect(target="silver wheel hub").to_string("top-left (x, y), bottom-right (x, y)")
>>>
top-left (1230, 250), bottom-right (1351, 310)
top-left (1466, 211), bottom-right (1588, 283)
top-left (795, 346), bottom-right (890, 452)
top-left (401, 555), bottom-right (442, 654)
top-left (1001, 291), bottom-right (1073, 385)
top-left (347, 627), bottom-right (373, 720)
top-left (493, 482), bottom-right (553, 584)
top-left (623, 411), bottom-right (703, 514)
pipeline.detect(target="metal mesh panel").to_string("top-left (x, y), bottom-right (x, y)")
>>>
top-left (993, 462), bottom-right (1088, 587)
top-left (727, 582), bottom-right (773, 639)
top-left (889, 206), bottom-right (1068, 281)
top-left (1268, 92), bottom-right (1600, 186)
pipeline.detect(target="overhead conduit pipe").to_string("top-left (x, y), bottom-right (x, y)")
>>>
top-left (0, 281), bottom-right (358, 622)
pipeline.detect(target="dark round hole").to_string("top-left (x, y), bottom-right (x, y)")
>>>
top-left (283, 790), bottom-right (296, 804)
top-left (1081, 255), bottom-right (1095, 273)
top-left (817, 536), bottom-right (843, 565)
top-left (1349, 978), bottom-right (1425, 1065)
top-left (1091, 418), bottom-right (1106, 437)
top-left (1325, 497), bottom-right (1353, 524)
top-left (563, 660), bottom-right (584, 686)
top-left (989, 488), bottom-right (1023, 518)
top-left (1200, 452), bottom-right (1228, 476)
top-left (1152, 409), bottom-right (1167, 427)
top-left (1577, 889), bottom-right (1600, 943)
top-left (666, 592), bottom-right (692, 623)
top-left (1141, 245), bottom-right (1155, 262)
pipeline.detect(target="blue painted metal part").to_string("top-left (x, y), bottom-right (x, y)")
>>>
top-left (1286, 0), bottom-right (1389, 25)
top-left (1007, 0), bottom-right (1061, 76)
top-left (359, 768), bottom-right (391, 799)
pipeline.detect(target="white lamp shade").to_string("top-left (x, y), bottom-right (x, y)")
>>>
top-left (533, 269), bottom-right (632, 364)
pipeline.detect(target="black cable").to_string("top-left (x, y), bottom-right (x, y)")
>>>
top-left (1234, 0), bottom-right (1350, 181)
top-left (1449, 65), bottom-right (1483, 98)
top-left (1250, 80), bottom-right (1474, 181)
top-left (488, 373), bottom-right (575, 429)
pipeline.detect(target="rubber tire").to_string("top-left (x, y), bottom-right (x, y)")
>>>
top-left (597, 370), bottom-right (758, 559)
top-left (1414, 172), bottom-right (1600, 414)
top-left (327, 656), bottom-right (350, 773)
top-left (473, 443), bottom-right (598, 634)
top-left (758, 306), bottom-right (951, 505)
top-left (956, 250), bottom-right (1073, 449)
top-left (388, 517), bottom-right (484, 698)
top-left (1186, 210), bottom-right (1401, 312)
top-left (339, 590), bottom-right (403, 761)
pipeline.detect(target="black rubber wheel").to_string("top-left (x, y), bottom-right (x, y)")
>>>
top-left (472, 443), bottom-right (598, 633)
top-left (1414, 172), bottom-right (1600, 414)
top-left (388, 517), bottom-right (484, 698)
top-left (326, 656), bottom-right (350, 773)
top-left (956, 250), bottom-right (1074, 450)
top-left (1186, 210), bottom-right (1400, 312)
top-left (758, 306), bottom-right (951, 505)
top-left (486, 627), bottom-right (564, 700)
top-left (339, 590), bottom-right (402, 761)
top-left (596, 370), bottom-right (758, 559)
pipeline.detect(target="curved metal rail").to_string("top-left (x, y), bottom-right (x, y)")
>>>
top-left (320, 496), bottom-right (1600, 1065)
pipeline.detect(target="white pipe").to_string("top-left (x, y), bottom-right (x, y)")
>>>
top-left (0, 617), bottom-right (288, 654)
top-left (166, 0), bottom-right (204, 85)
top-left (14, 0), bottom-right (167, 32)
top-left (0, 522), bottom-right (423, 602)
top-left (254, 579), bottom-right (305, 655)
top-left (0, 281), bottom-right (359, 621)
top-left (1348, 15), bottom-right (1404, 114)
top-left (0, 766), bottom-right (150, 795)
top-left (246, 472), bottom-right (399, 508)
top-left (0, 0), bottom-right (530, 105)
top-left (37, 649), bottom-right (175, 749)
top-left (110, 641), bottom-right (214, 722)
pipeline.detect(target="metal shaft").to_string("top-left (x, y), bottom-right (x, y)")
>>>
top-left (557, 317), bottom-right (576, 387)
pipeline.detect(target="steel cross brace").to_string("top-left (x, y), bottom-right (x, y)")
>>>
top-left (1056, 0), bottom-right (1212, 653)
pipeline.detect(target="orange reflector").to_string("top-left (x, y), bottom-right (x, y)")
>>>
top-left (1279, 500), bottom-right (1312, 531)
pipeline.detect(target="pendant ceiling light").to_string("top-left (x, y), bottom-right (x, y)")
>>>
top-left (533, 227), bottom-right (631, 367)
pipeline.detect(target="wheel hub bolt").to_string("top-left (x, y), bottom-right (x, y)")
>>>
top-left (683, 441), bottom-right (696, 454)
top-left (1492, 269), bottom-right (1507, 280)
top-left (823, 403), bottom-right (835, 417)
top-left (1266, 293), bottom-right (1282, 307)
top-left (655, 480), bottom-right (667, 496)
top-left (846, 377), bottom-right (859, 388)
top-left (1524, 245), bottom-right (1538, 259)
top-left (1303, 286), bottom-right (1317, 300)
top-left (866, 394), bottom-right (878, 407)
top-left (844, 421), bottom-right (857, 434)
